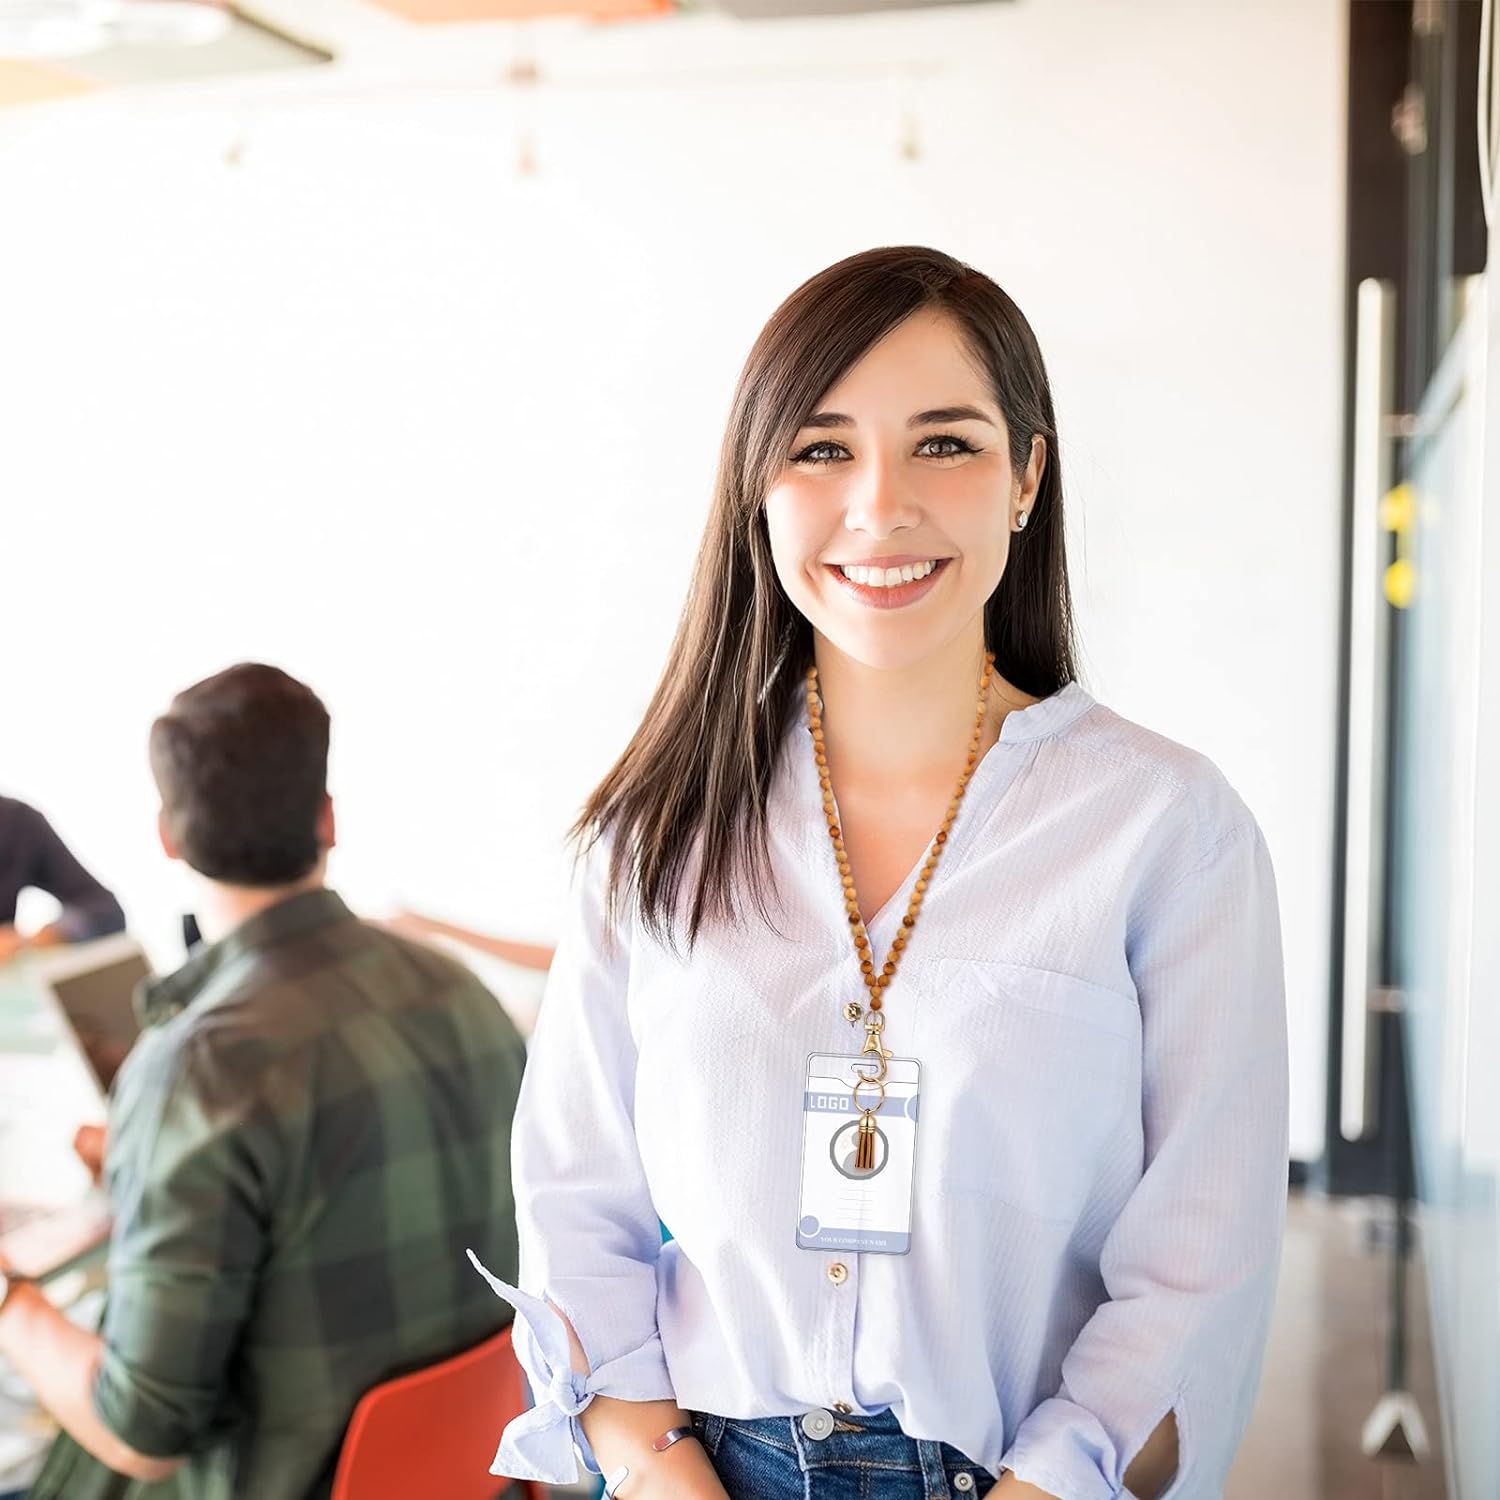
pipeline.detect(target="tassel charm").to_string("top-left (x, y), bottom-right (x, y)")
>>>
top-left (855, 1110), bottom-right (878, 1172)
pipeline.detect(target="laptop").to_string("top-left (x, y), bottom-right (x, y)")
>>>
top-left (42, 936), bottom-right (150, 1093)
top-left (0, 936), bottom-right (150, 1278)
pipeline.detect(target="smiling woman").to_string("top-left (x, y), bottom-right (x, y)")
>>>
top-left (765, 306), bottom-right (1046, 665)
top-left (469, 247), bottom-right (1288, 1500)
top-left (578, 248), bottom-right (1076, 943)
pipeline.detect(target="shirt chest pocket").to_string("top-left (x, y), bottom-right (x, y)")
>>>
top-left (916, 957), bottom-right (1141, 1225)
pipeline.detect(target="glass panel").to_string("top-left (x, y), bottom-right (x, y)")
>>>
top-left (1392, 296), bottom-right (1499, 1500)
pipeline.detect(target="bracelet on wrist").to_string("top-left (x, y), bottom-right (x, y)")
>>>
top-left (602, 1426), bottom-right (702, 1497)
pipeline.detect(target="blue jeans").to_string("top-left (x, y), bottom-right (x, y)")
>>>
top-left (689, 1407), bottom-right (995, 1499)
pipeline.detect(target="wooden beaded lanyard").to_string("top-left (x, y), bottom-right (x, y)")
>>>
top-left (805, 652), bottom-right (995, 1171)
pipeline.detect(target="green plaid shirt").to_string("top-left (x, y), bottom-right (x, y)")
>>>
top-left (30, 889), bottom-right (525, 1500)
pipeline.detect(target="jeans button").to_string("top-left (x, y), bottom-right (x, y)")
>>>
top-left (800, 1408), bottom-right (835, 1441)
top-left (955, 1473), bottom-right (976, 1493)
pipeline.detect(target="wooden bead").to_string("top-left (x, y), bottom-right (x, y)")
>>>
top-left (869, 996), bottom-right (883, 1012)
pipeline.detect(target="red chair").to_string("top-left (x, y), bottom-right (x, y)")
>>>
top-left (332, 1324), bottom-right (549, 1500)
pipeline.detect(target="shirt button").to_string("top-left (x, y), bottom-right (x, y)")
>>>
top-left (800, 1409), bottom-right (835, 1441)
top-left (832, 1401), bottom-right (853, 1415)
top-left (826, 1261), bottom-right (849, 1285)
top-left (955, 1475), bottom-right (976, 1493)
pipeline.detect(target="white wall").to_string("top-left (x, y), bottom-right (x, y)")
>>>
top-left (0, 0), bottom-right (1345, 1157)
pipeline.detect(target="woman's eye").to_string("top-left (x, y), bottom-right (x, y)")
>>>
top-left (918, 434), bottom-right (978, 459)
top-left (791, 441), bottom-right (848, 465)
top-left (790, 434), bottom-right (978, 465)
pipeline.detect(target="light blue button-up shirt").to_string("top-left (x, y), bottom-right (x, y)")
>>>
top-left (474, 682), bottom-right (1289, 1499)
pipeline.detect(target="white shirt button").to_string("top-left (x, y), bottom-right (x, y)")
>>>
top-left (826, 1261), bottom-right (849, 1285)
top-left (800, 1409), bottom-right (835, 1441)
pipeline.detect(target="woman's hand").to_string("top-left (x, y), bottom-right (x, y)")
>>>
top-left (72, 1123), bottom-right (107, 1184)
top-left (988, 1408), bottom-right (1178, 1500)
top-left (552, 1301), bottom-right (729, 1499)
top-left (584, 1396), bottom-right (730, 1500)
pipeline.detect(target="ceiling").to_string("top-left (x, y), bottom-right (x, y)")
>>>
top-left (364, 0), bottom-right (671, 18)
top-left (0, 0), bottom-right (1002, 107)
top-left (0, 4), bottom-right (327, 103)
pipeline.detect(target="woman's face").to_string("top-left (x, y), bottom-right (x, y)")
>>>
top-left (764, 306), bottom-right (1044, 674)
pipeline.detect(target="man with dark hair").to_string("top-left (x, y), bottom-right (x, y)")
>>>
top-left (0, 796), bottom-right (126, 962)
top-left (147, 662), bottom-right (334, 890)
top-left (0, 664), bottom-right (526, 1499)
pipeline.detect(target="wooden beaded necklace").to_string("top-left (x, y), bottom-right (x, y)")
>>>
top-left (805, 651), bottom-right (995, 1169)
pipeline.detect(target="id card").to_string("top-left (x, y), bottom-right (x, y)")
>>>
top-left (796, 1053), bottom-right (920, 1255)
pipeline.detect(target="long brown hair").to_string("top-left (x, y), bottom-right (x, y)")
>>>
top-left (578, 246), bottom-right (1077, 944)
